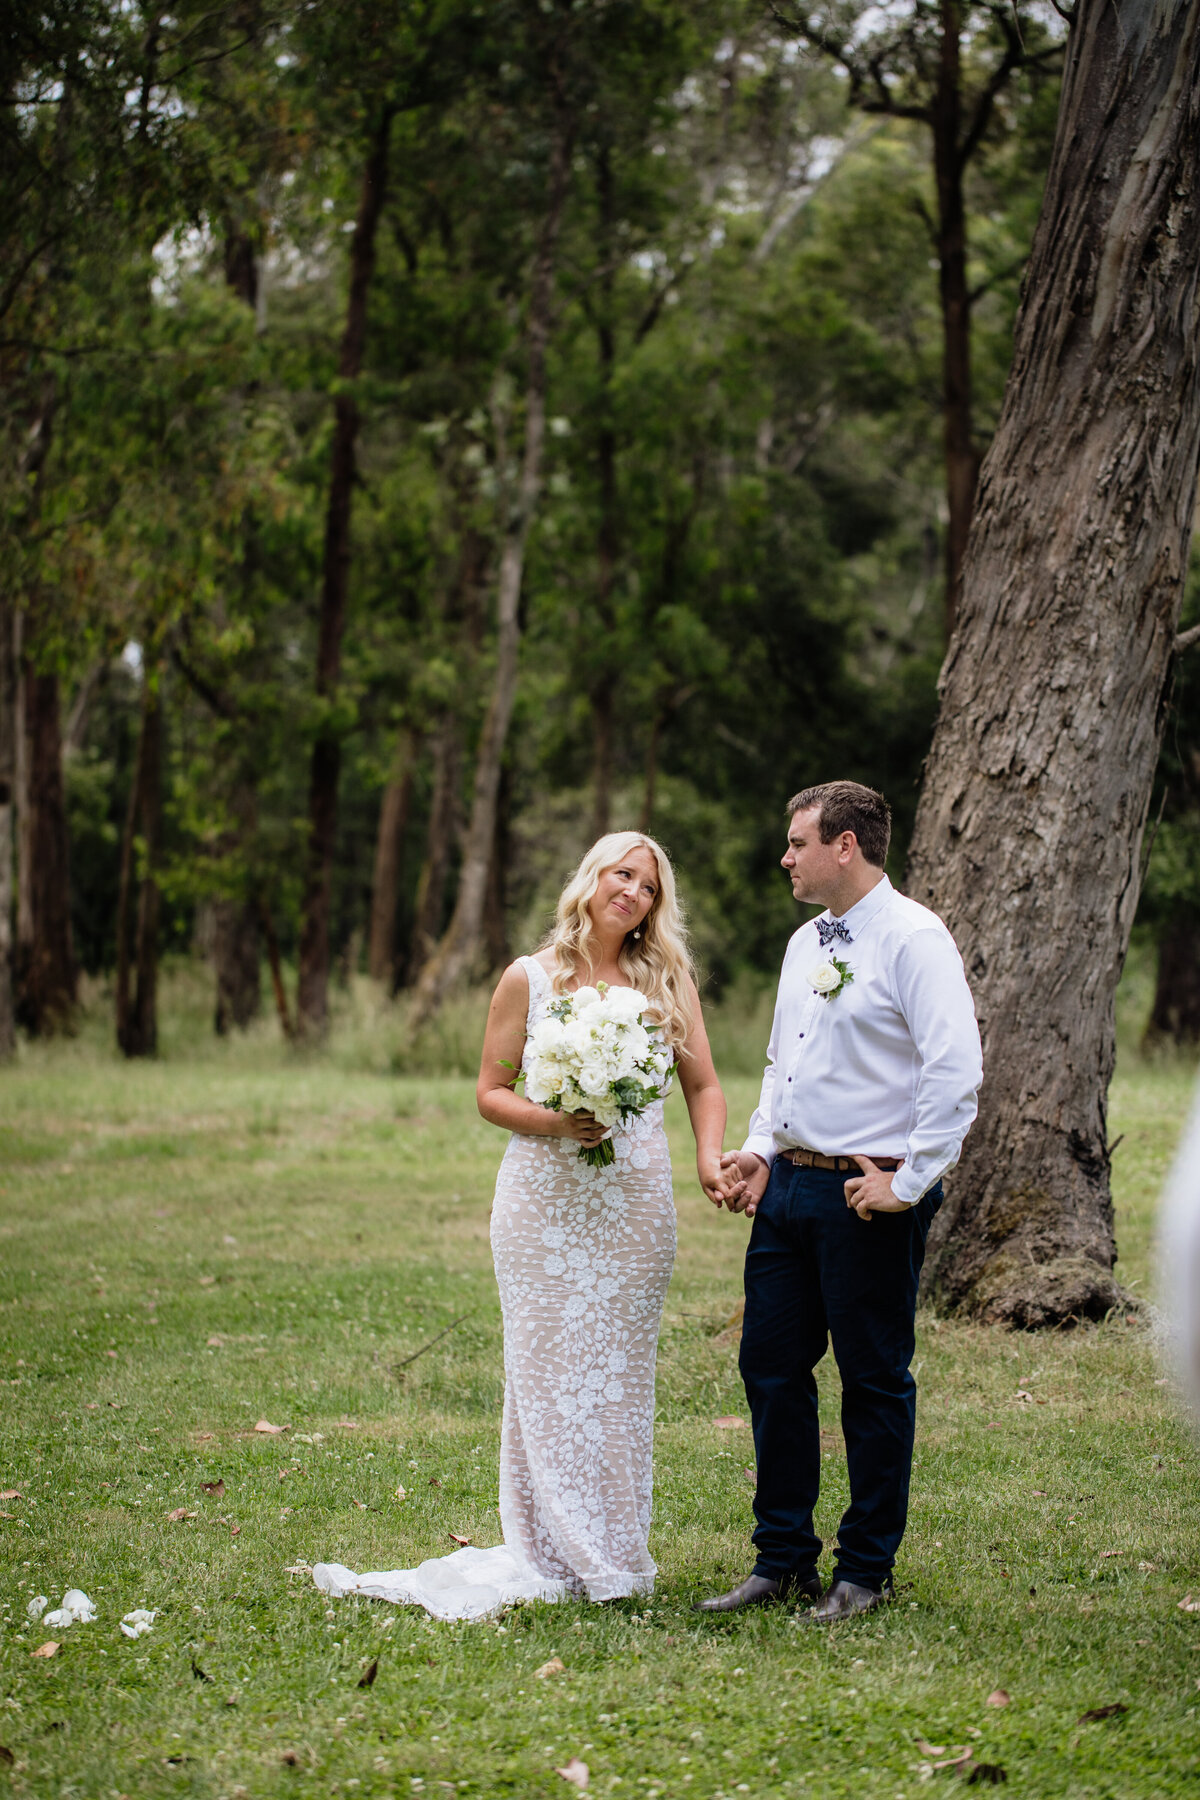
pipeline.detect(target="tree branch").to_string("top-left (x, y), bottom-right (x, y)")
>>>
top-left (1174, 622), bottom-right (1200, 656)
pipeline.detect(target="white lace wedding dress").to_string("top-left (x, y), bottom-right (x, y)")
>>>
top-left (314, 955), bottom-right (677, 1621)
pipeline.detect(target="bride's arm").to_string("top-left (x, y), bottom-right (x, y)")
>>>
top-left (475, 963), bottom-right (607, 1145)
top-left (675, 978), bottom-right (729, 1208)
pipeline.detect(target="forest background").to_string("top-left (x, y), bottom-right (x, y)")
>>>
top-left (3, 0), bottom-right (1199, 1065)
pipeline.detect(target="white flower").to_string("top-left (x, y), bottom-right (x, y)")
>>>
top-left (571, 985), bottom-right (603, 1012)
top-left (808, 959), bottom-right (842, 994)
top-left (604, 986), bottom-right (647, 1023)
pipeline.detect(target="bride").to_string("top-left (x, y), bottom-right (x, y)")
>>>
top-left (314, 831), bottom-right (730, 1620)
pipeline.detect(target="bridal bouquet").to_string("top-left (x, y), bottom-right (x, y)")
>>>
top-left (520, 982), bottom-right (676, 1167)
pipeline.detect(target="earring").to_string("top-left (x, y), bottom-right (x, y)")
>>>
top-left (632, 929), bottom-right (641, 940)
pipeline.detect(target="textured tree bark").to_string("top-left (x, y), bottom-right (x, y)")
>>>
top-left (367, 728), bottom-right (415, 984)
top-left (296, 105), bottom-right (394, 1036)
top-left (16, 669), bottom-right (77, 1034)
top-left (483, 759), bottom-right (512, 974)
top-left (1146, 915), bottom-right (1200, 1045)
top-left (906, 0), bottom-right (1200, 1326)
top-left (414, 108), bottom-right (574, 1018)
top-left (589, 141), bottom-right (619, 843)
top-left (405, 718), bottom-right (461, 987)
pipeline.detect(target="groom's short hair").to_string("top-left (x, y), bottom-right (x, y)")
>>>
top-left (787, 781), bottom-right (891, 868)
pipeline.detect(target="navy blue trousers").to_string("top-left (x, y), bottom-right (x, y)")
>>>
top-left (739, 1160), bottom-right (942, 1591)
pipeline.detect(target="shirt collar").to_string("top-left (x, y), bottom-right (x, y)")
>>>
top-left (822, 873), bottom-right (893, 940)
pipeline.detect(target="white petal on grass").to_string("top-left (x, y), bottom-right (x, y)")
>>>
top-left (43, 1590), bottom-right (96, 1628)
top-left (26, 1596), bottom-right (49, 1620)
top-left (120, 1609), bottom-right (158, 1639)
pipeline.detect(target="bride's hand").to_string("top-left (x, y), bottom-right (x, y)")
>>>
top-left (697, 1154), bottom-right (727, 1209)
top-left (554, 1109), bottom-right (609, 1148)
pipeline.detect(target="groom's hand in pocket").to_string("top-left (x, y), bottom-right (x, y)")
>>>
top-left (844, 1155), bottom-right (910, 1221)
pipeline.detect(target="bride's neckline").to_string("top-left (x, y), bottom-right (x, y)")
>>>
top-left (529, 952), bottom-right (632, 995)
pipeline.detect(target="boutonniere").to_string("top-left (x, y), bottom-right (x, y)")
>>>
top-left (808, 955), bottom-right (854, 1002)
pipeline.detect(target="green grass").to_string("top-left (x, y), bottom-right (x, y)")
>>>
top-left (1, 993), bottom-right (1200, 1797)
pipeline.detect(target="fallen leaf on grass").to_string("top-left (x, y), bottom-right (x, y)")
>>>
top-left (193, 1431), bottom-right (214, 1441)
top-left (429, 1476), bottom-right (442, 1488)
top-left (712, 1415), bottom-right (745, 1429)
top-left (357, 1659), bottom-right (378, 1689)
top-left (31, 1643), bottom-right (59, 1658)
top-left (191, 1659), bottom-right (213, 1683)
top-left (449, 1533), bottom-right (471, 1547)
top-left (1077, 1703), bottom-right (1128, 1723)
top-left (0, 1490), bottom-right (21, 1501)
top-left (1138, 1561), bottom-right (1157, 1572)
top-left (283, 1563), bottom-right (311, 1577)
top-left (229, 1524), bottom-right (241, 1537)
top-left (201, 1480), bottom-right (225, 1497)
top-left (1179, 1595), bottom-right (1200, 1613)
top-left (206, 1337), bottom-right (223, 1349)
top-left (915, 1741), bottom-right (946, 1758)
top-left (986, 1689), bottom-right (1010, 1707)
top-left (0, 1511), bottom-right (15, 1520)
top-left (1099, 1551), bottom-right (1122, 1560)
top-left (333, 1419), bottom-right (358, 1430)
top-left (198, 1276), bottom-right (216, 1287)
top-left (104, 1350), bottom-right (117, 1359)
top-left (351, 1498), bottom-right (367, 1511)
top-left (555, 1760), bottom-right (589, 1790)
top-left (166, 1507), bottom-right (197, 1522)
top-left (254, 1419), bottom-right (286, 1435)
top-left (280, 1749), bottom-right (300, 1766)
top-left (535, 1658), bottom-right (565, 1679)
top-left (742, 1467), bottom-right (757, 1486)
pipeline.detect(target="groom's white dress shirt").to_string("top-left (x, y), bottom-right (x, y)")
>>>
top-left (743, 875), bottom-right (982, 1205)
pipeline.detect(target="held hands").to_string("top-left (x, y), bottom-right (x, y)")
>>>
top-left (696, 1154), bottom-right (729, 1210)
top-left (844, 1154), bottom-right (909, 1221)
top-left (716, 1149), bottom-right (769, 1217)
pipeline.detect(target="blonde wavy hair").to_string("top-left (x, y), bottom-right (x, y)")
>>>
top-left (542, 831), bottom-right (696, 1050)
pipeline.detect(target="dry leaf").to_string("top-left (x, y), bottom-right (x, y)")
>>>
top-left (742, 1466), bottom-right (757, 1486)
top-left (358, 1658), bottom-right (379, 1689)
top-left (449, 1533), bottom-right (471, 1547)
top-left (712, 1415), bottom-right (746, 1430)
top-left (1179, 1595), bottom-right (1200, 1613)
top-left (104, 1350), bottom-right (117, 1359)
top-left (199, 1276), bottom-right (216, 1287)
top-left (535, 1658), bottom-right (565, 1679)
top-left (1138, 1561), bottom-right (1157, 1572)
top-left (986, 1689), bottom-right (1010, 1707)
top-left (333, 1419), bottom-right (358, 1430)
top-left (555, 1759), bottom-right (589, 1790)
top-left (206, 1337), bottom-right (223, 1348)
top-left (931, 1749), bottom-right (972, 1771)
top-left (166, 1507), bottom-right (197, 1522)
top-left (915, 1740), bottom-right (947, 1758)
top-left (280, 1749), bottom-right (300, 1766)
top-left (0, 1511), bottom-right (15, 1520)
top-left (229, 1523), bottom-right (241, 1537)
top-left (351, 1498), bottom-right (367, 1510)
top-left (201, 1479), bottom-right (225, 1497)
top-left (31, 1642), bottom-right (59, 1658)
top-left (1032, 1490), bottom-right (1047, 1497)
top-left (0, 1490), bottom-right (21, 1501)
top-left (1077, 1703), bottom-right (1128, 1723)
top-left (254, 1419), bottom-right (285, 1435)
top-left (283, 1563), bottom-right (311, 1576)
top-left (193, 1431), bottom-right (214, 1441)
top-left (428, 1476), bottom-right (443, 1488)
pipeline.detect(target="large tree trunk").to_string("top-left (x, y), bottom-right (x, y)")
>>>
top-left (405, 718), bottom-right (461, 986)
top-left (16, 668), bottom-right (76, 1033)
top-left (932, 0), bottom-right (978, 637)
top-left (115, 675), bottom-right (163, 1058)
top-left (414, 112), bottom-right (574, 1019)
top-left (1146, 913), bottom-right (1200, 1045)
top-left (0, 595), bottom-right (15, 1060)
top-left (905, 0), bottom-right (1200, 1327)
top-left (483, 759), bottom-right (512, 974)
top-left (367, 728), bottom-right (416, 985)
top-left (296, 106), bottom-right (393, 1037)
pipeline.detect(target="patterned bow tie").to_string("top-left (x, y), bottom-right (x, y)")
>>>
top-left (817, 917), bottom-right (852, 947)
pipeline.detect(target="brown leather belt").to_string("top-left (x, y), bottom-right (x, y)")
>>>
top-left (781, 1147), bottom-right (902, 1174)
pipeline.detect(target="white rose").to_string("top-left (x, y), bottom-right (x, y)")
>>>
top-left (603, 986), bottom-right (647, 1023)
top-left (808, 959), bottom-right (842, 995)
top-left (571, 985), bottom-right (603, 1012)
top-left (578, 1059), bottom-right (611, 1099)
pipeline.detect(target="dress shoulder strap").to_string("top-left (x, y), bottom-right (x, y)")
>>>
top-left (517, 954), bottom-right (551, 1030)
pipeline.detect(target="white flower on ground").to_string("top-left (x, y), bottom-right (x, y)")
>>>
top-left (120, 1609), bottom-right (157, 1639)
top-left (43, 1590), bottom-right (96, 1627)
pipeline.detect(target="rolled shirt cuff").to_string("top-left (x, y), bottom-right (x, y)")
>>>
top-left (742, 1134), bottom-right (776, 1168)
top-left (890, 1163), bottom-right (934, 1206)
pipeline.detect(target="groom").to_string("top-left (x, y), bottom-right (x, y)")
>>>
top-left (699, 781), bottom-right (982, 1622)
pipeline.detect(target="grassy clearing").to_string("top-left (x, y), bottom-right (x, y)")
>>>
top-left (1, 987), bottom-right (1199, 1798)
